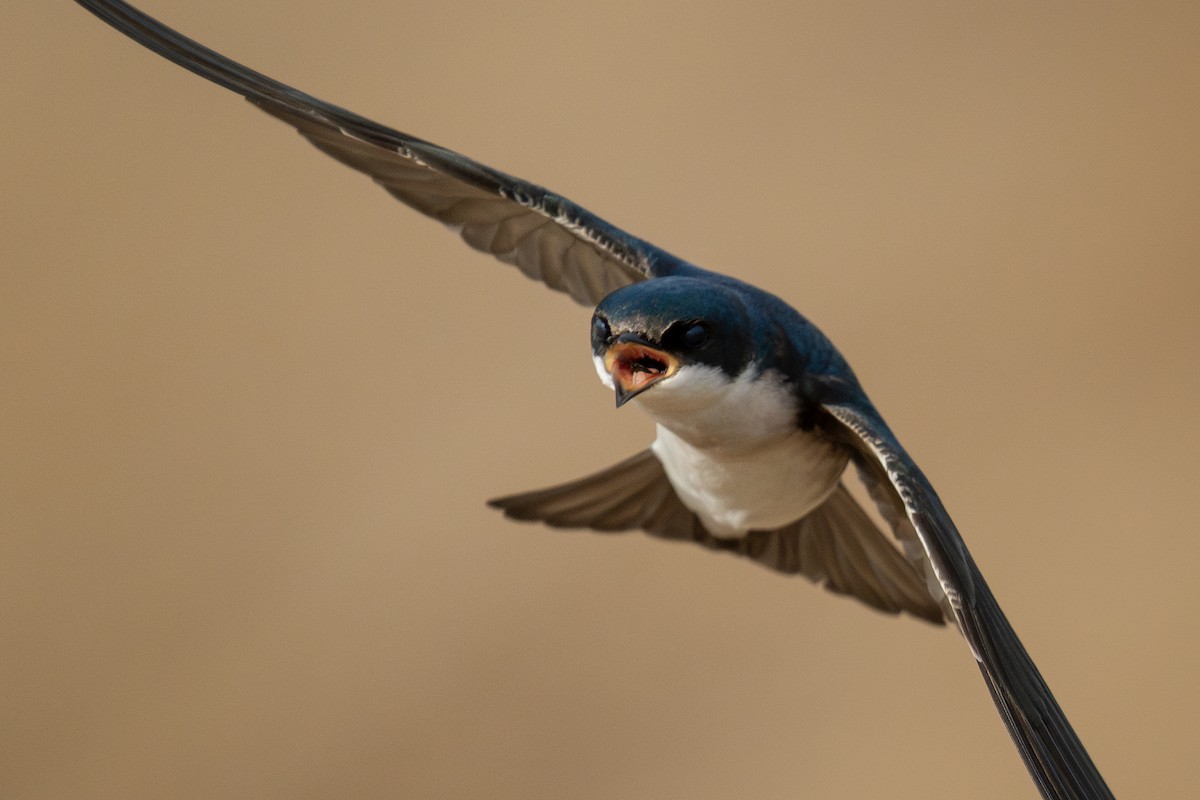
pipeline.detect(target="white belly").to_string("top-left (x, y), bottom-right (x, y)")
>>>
top-left (603, 360), bottom-right (849, 536)
top-left (652, 425), bottom-right (847, 537)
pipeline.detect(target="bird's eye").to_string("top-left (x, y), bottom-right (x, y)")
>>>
top-left (592, 316), bottom-right (611, 342)
top-left (681, 322), bottom-right (709, 348)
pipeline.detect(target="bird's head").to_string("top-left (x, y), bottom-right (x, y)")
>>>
top-left (591, 278), bottom-right (755, 409)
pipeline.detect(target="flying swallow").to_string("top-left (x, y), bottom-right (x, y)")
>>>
top-left (73, 2), bottom-right (1114, 798)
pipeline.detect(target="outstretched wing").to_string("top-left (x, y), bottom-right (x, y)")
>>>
top-left (75, 0), bottom-right (698, 306)
top-left (490, 449), bottom-right (945, 623)
top-left (821, 400), bottom-right (1114, 800)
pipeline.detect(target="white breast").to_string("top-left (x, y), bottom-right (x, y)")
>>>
top-left (652, 425), bottom-right (846, 537)
top-left (610, 361), bottom-right (848, 537)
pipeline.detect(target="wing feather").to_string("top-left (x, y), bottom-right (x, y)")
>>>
top-left (75, 0), bottom-right (699, 306)
top-left (822, 400), bottom-right (1114, 800)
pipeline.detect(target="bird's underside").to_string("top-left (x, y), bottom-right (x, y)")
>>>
top-left (72, 2), bottom-right (1116, 798)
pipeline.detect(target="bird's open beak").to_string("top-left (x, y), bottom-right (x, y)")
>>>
top-left (604, 337), bottom-right (679, 407)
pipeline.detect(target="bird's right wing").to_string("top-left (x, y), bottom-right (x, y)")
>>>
top-left (75, 0), bottom-right (698, 306)
top-left (821, 399), bottom-right (1114, 800)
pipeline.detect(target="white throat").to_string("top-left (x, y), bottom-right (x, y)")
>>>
top-left (595, 357), bottom-right (848, 537)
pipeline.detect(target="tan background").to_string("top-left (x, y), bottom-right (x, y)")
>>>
top-left (5, 1), bottom-right (1199, 797)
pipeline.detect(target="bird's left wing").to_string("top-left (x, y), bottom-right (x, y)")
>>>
top-left (75, 0), bottom-right (696, 306)
top-left (820, 399), bottom-right (1114, 800)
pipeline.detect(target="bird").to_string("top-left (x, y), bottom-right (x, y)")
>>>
top-left (72, 2), bottom-right (1114, 798)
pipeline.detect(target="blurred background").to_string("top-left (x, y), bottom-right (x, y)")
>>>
top-left (5, 1), bottom-right (1199, 797)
